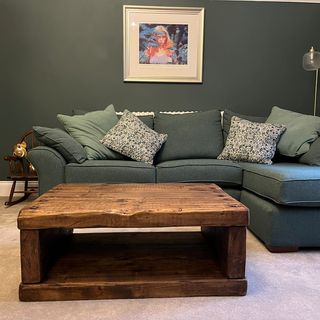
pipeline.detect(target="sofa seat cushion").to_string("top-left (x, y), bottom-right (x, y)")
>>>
top-left (156, 159), bottom-right (242, 186)
top-left (65, 160), bottom-right (155, 183)
top-left (241, 162), bottom-right (320, 206)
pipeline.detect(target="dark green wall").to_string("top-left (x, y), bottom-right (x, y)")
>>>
top-left (1, 0), bottom-right (319, 180)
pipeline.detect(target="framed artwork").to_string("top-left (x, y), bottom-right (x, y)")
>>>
top-left (123, 5), bottom-right (205, 83)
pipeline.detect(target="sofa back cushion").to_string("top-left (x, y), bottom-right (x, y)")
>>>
top-left (57, 104), bottom-right (126, 160)
top-left (72, 108), bottom-right (154, 129)
top-left (153, 109), bottom-right (223, 163)
top-left (266, 106), bottom-right (320, 157)
top-left (33, 126), bottom-right (87, 163)
top-left (298, 137), bottom-right (320, 165)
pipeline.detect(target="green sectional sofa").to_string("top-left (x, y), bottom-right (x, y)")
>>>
top-left (28, 109), bottom-right (320, 253)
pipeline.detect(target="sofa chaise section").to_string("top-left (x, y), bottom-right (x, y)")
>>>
top-left (240, 162), bottom-right (320, 251)
top-left (241, 162), bottom-right (320, 206)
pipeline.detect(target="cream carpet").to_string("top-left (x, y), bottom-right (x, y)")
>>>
top-left (0, 197), bottom-right (320, 320)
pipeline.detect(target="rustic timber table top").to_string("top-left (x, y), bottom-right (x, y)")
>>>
top-left (18, 183), bottom-right (248, 230)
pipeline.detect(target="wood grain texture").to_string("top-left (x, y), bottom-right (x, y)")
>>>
top-left (20, 279), bottom-right (247, 301)
top-left (18, 183), bottom-right (248, 300)
top-left (19, 232), bottom-right (247, 301)
top-left (20, 230), bottom-right (41, 283)
top-left (20, 228), bottom-right (73, 284)
top-left (202, 226), bottom-right (246, 279)
top-left (18, 183), bottom-right (248, 229)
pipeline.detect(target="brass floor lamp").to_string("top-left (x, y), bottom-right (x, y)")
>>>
top-left (303, 47), bottom-right (320, 116)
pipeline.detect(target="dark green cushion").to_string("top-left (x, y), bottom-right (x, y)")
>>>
top-left (223, 109), bottom-right (266, 142)
top-left (241, 162), bottom-right (320, 206)
top-left (299, 137), bottom-right (320, 165)
top-left (65, 160), bottom-right (155, 183)
top-left (154, 110), bottom-right (223, 163)
top-left (72, 108), bottom-right (154, 129)
top-left (266, 106), bottom-right (320, 156)
top-left (33, 126), bottom-right (87, 163)
top-left (156, 159), bottom-right (242, 186)
top-left (57, 104), bottom-right (125, 160)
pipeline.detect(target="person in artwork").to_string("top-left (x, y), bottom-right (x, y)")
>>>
top-left (145, 25), bottom-right (176, 64)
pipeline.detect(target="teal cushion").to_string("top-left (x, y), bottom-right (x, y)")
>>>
top-left (240, 162), bottom-right (320, 206)
top-left (154, 110), bottom-right (223, 163)
top-left (65, 160), bottom-right (155, 183)
top-left (156, 159), bottom-right (242, 186)
top-left (57, 104), bottom-right (125, 160)
top-left (72, 108), bottom-right (154, 129)
top-left (266, 106), bottom-right (320, 156)
top-left (33, 126), bottom-right (87, 163)
top-left (223, 109), bottom-right (266, 143)
top-left (299, 137), bottom-right (320, 165)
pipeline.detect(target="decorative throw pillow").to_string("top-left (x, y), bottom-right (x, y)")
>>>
top-left (223, 109), bottom-right (267, 143)
top-left (153, 109), bottom-right (223, 163)
top-left (100, 110), bottom-right (167, 164)
top-left (266, 106), bottom-right (320, 157)
top-left (33, 126), bottom-right (87, 163)
top-left (218, 116), bottom-right (286, 164)
top-left (57, 104), bottom-right (125, 160)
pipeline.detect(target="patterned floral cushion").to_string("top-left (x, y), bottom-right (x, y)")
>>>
top-left (101, 110), bottom-right (168, 164)
top-left (218, 116), bottom-right (286, 164)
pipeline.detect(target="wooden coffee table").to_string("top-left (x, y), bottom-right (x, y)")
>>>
top-left (18, 183), bottom-right (248, 301)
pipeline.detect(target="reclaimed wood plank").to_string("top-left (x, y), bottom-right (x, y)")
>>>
top-left (20, 278), bottom-right (247, 301)
top-left (201, 226), bottom-right (246, 279)
top-left (20, 229), bottom-right (73, 284)
top-left (18, 183), bottom-right (248, 229)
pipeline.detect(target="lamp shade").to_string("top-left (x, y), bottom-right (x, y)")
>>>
top-left (303, 47), bottom-right (320, 71)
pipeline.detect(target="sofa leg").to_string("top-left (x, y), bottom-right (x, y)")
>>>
top-left (265, 245), bottom-right (299, 253)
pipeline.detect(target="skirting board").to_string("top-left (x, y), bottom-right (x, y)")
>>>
top-left (0, 181), bottom-right (38, 197)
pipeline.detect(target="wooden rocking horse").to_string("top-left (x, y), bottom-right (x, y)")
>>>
top-left (4, 130), bottom-right (38, 206)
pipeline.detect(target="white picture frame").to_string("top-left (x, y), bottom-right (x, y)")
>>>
top-left (123, 5), bottom-right (205, 83)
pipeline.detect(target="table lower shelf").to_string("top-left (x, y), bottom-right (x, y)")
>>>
top-left (19, 231), bottom-right (247, 301)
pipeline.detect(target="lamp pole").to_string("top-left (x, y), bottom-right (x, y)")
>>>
top-left (302, 46), bottom-right (320, 116)
top-left (314, 69), bottom-right (319, 116)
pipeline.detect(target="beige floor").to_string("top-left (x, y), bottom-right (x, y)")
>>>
top-left (0, 197), bottom-right (320, 320)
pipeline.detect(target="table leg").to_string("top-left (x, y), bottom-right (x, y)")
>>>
top-left (201, 226), bottom-right (246, 279)
top-left (20, 230), bottom-right (42, 283)
top-left (20, 229), bottom-right (73, 284)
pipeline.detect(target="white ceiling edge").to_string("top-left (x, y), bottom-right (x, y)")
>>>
top-left (222, 0), bottom-right (320, 3)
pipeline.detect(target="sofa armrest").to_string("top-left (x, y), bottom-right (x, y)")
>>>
top-left (27, 146), bottom-right (66, 195)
